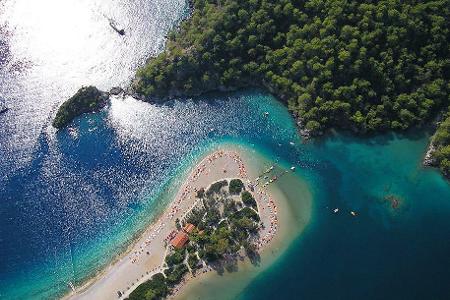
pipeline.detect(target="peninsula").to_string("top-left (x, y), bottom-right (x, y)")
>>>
top-left (134, 0), bottom-right (448, 137)
top-left (53, 86), bottom-right (108, 129)
top-left (54, 0), bottom-right (449, 177)
top-left (68, 149), bottom-right (287, 300)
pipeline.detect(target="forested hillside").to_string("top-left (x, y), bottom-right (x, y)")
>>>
top-left (431, 108), bottom-right (450, 178)
top-left (135, 0), bottom-right (449, 136)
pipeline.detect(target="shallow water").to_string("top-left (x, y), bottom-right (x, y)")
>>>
top-left (1, 1), bottom-right (450, 300)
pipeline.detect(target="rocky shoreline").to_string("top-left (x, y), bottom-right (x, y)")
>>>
top-left (52, 86), bottom-right (109, 129)
top-left (423, 142), bottom-right (437, 167)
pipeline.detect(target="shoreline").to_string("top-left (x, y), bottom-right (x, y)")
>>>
top-left (61, 147), bottom-right (208, 299)
top-left (172, 149), bottom-right (312, 300)
top-left (65, 144), bottom-right (309, 300)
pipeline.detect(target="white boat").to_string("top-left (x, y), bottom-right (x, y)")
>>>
top-left (109, 19), bottom-right (125, 35)
top-left (350, 211), bottom-right (357, 216)
top-left (333, 208), bottom-right (339, 213)
top-left (68, 281), bottom-right (75, 292)
top-left (290, 166), bottom-right (296, 171)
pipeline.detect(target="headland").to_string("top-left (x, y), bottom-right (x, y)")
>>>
top-left (65, 146), bottom-right (311, 300)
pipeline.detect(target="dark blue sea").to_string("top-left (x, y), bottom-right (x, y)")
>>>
top-left (1, 1), bottom-right (450, 299)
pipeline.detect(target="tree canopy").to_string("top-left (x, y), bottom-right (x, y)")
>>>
top-left (135, 0), bottom-right (449, 135)
top-left (53, 86), bottom-right (107, 129)
top-left (432, 107), bottom-right (450, 178)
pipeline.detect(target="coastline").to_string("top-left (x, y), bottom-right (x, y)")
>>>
top-left (173, 148), bottom-right (312, 300)
top-left (63, 144), bottom-right (312, 300)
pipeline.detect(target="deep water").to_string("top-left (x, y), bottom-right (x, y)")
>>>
top-left (1, 1), bottom-right (450, 300)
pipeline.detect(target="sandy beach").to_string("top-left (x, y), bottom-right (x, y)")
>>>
top-left (172, 148), bottom-right (312, 300)
top-left (66, 146), bottom-right (302, 300)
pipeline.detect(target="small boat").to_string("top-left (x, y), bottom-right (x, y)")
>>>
top-left (263, 112), bottom-right (269, 117)
top-left (333, 208), bottom-right (339, 213)
top-left (290, 166), bottom-right (296, 171)
top-left (350, 211), bottom-right (357, 216)
top-left (109, 19), bottom-right (125, 35)
top-left (68, 281), bottom-right (75, 292)
top-left (264, 166), bottom-right (273, 173)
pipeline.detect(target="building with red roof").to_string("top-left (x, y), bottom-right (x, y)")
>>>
top-left (170, 231), bottom-right (189, 249)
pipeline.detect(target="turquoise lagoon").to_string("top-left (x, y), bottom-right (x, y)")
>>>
top-left (1, 1), bottom-right (450, 298)
top-left (1, 90), bottom-right (450, 299)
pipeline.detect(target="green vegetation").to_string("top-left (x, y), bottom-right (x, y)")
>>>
top-left (129, 178), bottom-right (261, 299)
top-left (164, 264), bottom-right (189, 285)
top-left (205, 180), bottom-right (228, 196)
top-left (196, 187), bottom-right (205, 198)
top-left (187, 253), bottom-right (200, 270)
top-left (231, 207), bottom-right (260, 222)
top-left (189, 179), bottom-right (260, 263)
top-left (165, 248), bottom-right (185, 266)
top-left (185, 207), bottom-right (206, 228)
top-left (53, 86), bottom-right (107, 129)
top-left (241, 191), bottom-right (257, 208)
top-left (229, 179), bottom-right (244, 194)
top-left (127, 273), bottom-right (168, 300)
top-left (135, 0), bottom-right (449, 135)
top-left (431, 107), bottom-right (450, 178)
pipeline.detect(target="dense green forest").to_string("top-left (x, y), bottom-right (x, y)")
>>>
top-left (431, 107), bottom-right (450, 178)
top-left (53, 86), bottom-right (107, 129)
top-left (135, 0), bottom-right (449, 136)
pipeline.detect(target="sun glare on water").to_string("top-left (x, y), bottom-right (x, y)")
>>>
top-left (0, 0), bottom-right (118, 85)
top-left (5, 0), bottom-right (99, 59)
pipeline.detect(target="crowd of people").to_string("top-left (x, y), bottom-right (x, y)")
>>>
top-left (121, 149), bottom-right (281, 298)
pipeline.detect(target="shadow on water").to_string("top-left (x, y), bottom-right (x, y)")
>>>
top-left (310, 126), bottom-right (433, 149)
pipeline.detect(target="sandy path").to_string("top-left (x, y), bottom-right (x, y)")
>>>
top-left (67, 149), bottom-right (279, 300)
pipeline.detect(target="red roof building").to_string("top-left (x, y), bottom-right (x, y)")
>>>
top-left (170, 231), bottom-right (189, 249)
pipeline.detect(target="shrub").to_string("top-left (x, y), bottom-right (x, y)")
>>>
top-left (241, 191), bottom-right (257, 209)
top-left (229, 179), bottom-right (244, 194)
